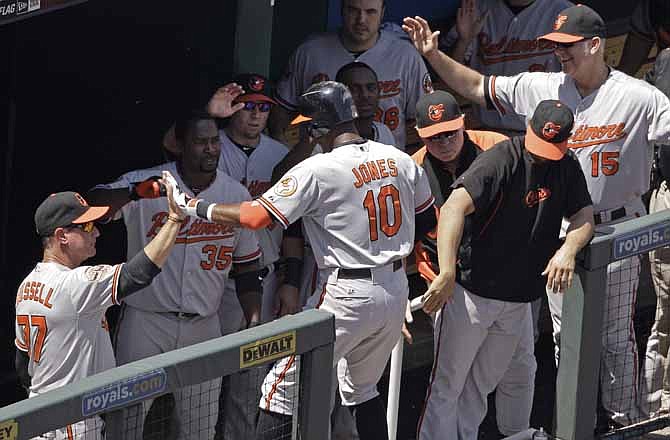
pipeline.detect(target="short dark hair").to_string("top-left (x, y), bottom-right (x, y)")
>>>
top-left (335, 61), bottom-right (379, 83)
top-left (174, 109), bottom-right (216, 142)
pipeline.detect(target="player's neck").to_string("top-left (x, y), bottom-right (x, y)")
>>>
top-left (355, 118), bottom-right (375, 140)
top-left (340, 30), bottom-right (379, 53)
top-left (224, 126), bottom-right (260, 149)
top-left (176, 163), bottom-right (216, 196)
top-left (42, 248), bottom-right (79, 269)
top-left (574, 62), bottom-right (609, 98)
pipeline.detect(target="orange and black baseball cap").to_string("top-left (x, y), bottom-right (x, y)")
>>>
top-left (539, 4), bottom-right (606, 44)
top-left (35, 192), bottom-right (109, 237)
top-left (233, 73), bottom-right (277, 104)
top-left (415, 91), bottom-right (464, 138)
top-left (525, 100), bottom-right (574, 161)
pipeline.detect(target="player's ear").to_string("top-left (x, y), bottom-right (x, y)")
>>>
top-left (590, 36), bottom-right (602, 55)
top-left (53, 228), bottom-right (69, 245)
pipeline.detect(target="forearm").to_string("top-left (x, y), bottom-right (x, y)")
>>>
top-left (425, 50), bottom-right (486, 106)
top-left (271, 139), bottom-right (314, 185)
top-left (617, 31), bottom-right (654, 76)
top-left (563, 206), bottom-right (595, 256)
top-left (15, 348), bottom-right (30, 391)
top-left (143, 216), bottom-right (182, 267)
top-left (436, 204), bottom-right (466, 273)
top-left (86, 188), bottom-right (131, 219)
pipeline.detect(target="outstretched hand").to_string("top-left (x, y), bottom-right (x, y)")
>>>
top-left (402, 16), bottom-right (441, 58)
top-left (542, 246), bottom-right (577, 293)
top-left (161, 171), bottom-right (186, 221)
top-left (207, 83), bottom-right (245, 118)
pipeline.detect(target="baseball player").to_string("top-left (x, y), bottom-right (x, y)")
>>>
top-left (417, 100), bottom-right (594, 440)
top-left (268, 0), bottom-right (432, 151)
top-left (403, 4), bottom-right (670, 427)
top-left (88, 107), bottom-right (263, 439)
top-left (441, 0), bottom-right (572, 134)
top-left (640, 47), bottom-right (670, 418)
top-left (166, 81), bottom-right (436, 440)
top-left (15, 181), bottom-right (185, 439)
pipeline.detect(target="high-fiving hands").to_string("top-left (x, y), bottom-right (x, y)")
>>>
top-left (207, 83), bottom-right (246, 119)
top-left (402, 16), bottom-right (441, 58)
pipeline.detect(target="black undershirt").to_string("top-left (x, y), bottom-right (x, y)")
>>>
top-left (230, 139), bottom-right (256, 157)
top-left (504, 1), bottom-right (531, 15)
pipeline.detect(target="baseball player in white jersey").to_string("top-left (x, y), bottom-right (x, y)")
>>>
top-left (441, 0), bottom-right (572, 134)
top-left (269, 0), bottom-right (432, 150)
top-left (166, 81), bottom-right (436, 440)
top-left (88, 109), bottom-right (262, 439)
top-left (16, 183), bottom-right (185, 439)
top-left (403, 4), bottom-right (670, 427)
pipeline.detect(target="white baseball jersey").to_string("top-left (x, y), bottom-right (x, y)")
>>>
top-left (488, 69), bottom-right (670, 211)
top-left (442, 0), bottom-right (573, 132)
top-left (15, 261), bottom-right (120, 396)
top-left (218, 131), bottom-right (289, 267)
top-left (257, 140), bottom-right (434, 268)
top-left (95, 163), bottom-right (260, 316)
top-left (276, 28), bottom-right (433, 150)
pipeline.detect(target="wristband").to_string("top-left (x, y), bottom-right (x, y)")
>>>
top-left (195, 199), bottom-right (214, 220)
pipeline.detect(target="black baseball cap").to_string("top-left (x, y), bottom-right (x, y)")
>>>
top-left (415, 91), bottom-right (464, 138)
top-left (35, 192), bottom-right (109, 237)
top-left (525, 100), bottom-right (574, 160)
top-left (539, 4), bottom-right (606, 43)
top-left (232, 73), bottom-right (277, 104)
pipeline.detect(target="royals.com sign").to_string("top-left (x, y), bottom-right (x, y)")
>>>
top-left (613, 221), bottom-right (670, 260)
top-left (82, 369), bottom-right (167, 417)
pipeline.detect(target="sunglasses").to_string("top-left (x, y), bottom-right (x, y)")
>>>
top-left (428, 130), bottom-right (459, 142)
top-left (66, 221), bottom-right (96, 233)
top-left (242, 102), bottom-right (272, 112)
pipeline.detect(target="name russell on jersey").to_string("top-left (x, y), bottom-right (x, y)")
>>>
top-left (16, 281), bottom-right (54, 308)
top-left (352, 158), bottom-right (399, 188)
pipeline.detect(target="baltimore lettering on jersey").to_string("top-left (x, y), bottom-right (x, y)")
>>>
top-left (478, 34), bottom-right (556, 64)
top-left (240, 331), bottom-right (296, 368)
top-left (146, 212), bottom-right (236, 241)
top-left (613, 221), bottom-right (670, 260)
top-left (81, 368), bottom-right (167, 417)
top-left (352, 158), bottom-right (398, 188)
top-left (569, 123), bottom-right (628, 149)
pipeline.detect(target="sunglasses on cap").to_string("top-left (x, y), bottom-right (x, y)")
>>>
top-left (66, 221), bottom-right (96, 233)
top-left (428, 130), bottom-right (459, 142)
top-left (242, 102), bottom-right (272, 112)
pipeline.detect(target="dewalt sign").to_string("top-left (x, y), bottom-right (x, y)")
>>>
top-left (240, 331), bottom-right (296, 368)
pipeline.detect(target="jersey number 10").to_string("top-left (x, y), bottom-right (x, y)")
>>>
top-left (363, 184), bottom-right (402, 241)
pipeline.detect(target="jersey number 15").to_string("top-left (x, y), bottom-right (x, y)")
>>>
top-left (363, 184), bottom-right (402, 241)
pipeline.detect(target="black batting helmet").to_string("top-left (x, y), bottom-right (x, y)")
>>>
top-left (291, 81), bottom-right (358, 128)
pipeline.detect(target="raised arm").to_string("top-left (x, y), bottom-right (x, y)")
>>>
top-left (402, 16), bottom-right (486, 107)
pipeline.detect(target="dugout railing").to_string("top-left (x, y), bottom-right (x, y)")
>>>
top-left (0, 309), bottom-right (334, 440)
top-left (554, 208), bottom-right (670, 440)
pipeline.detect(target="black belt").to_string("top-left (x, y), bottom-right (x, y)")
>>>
top-left (338, 260), bottom-right (402, 279)
top-left (164, 311), bottom-right (199, 319)
top-left (594, 207), bottom-right (626, 225)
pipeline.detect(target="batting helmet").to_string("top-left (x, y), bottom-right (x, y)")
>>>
top-left (291, 81), bottom-right (358, 129)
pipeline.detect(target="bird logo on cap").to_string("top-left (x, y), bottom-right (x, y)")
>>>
top-left (554, 15), bottom-right (568, 30)
top-left (74, 192), bottom-right (89, 206)
top-left (249, 76), bottom-right (265, 92)
top-left (428, 104), bottom-right (445, 122)
top-left (542, 122), bottom-right (561, 140)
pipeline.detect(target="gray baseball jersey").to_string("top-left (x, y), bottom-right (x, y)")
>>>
top-left (276, 28), bottom-right (433, 149)
top-left (489, 69), bottom-right (670, 211)
top-left (258, 140), bottom-right (434, 268)
top-left (442, 0), bottom-right (573, 132)
top-left (218, 131), bottom-right (289, 267)
top-left (95, 162), bottom-right (261, 315)
top-left (15, 261), bottom-right (120, 396)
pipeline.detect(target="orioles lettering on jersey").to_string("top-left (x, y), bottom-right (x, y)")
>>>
top-left (478, 34), bottom-right (556, 65)
top-left (146, 212), bottom-right (236, 240)
top-left (352, 158), bottom-right (399, 188)
top-left (569, 123), bottom-right (628, 149)
top-left (378, 79), bottom-right (401, 99)
top-left (524, 187), bottom-right (551, 207)
top-left (15, 280), bottom-right (54, 309)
